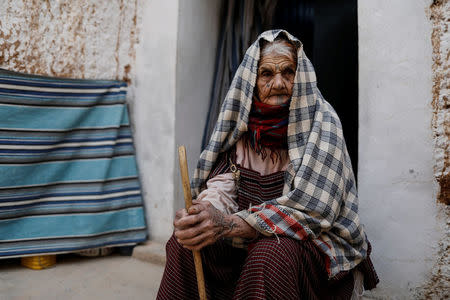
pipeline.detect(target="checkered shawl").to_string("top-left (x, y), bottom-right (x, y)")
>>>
top-left (192, 30), bottom-right (368, 278)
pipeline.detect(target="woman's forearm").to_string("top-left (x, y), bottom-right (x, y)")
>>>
top-left (175, 200), bottom-right (259, 251)
top-left (222, 214), bottom-right (258, 239)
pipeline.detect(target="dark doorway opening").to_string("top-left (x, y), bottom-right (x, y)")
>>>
top-left (272, 0), bottom-right (359, 177)
top-left (203, 0), bottom-right (359, 177)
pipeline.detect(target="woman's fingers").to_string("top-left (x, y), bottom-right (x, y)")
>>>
top-left (174, 210), bottom-right (208, 229)
top-left (182, 238), bottom-right (215, 251)
top-left (175, 216), bottom-right (220, 247)
top-left (175, 208), bottom-right (188, 220)
top-left (188, 200), bottom-right (210, 215)
top-left (173, 209), bottom-right (189, 229)
top-left (174, 214), bottom-right (213, 240)
top-left (177, 230), bottom-right (215, 247)
top-left (178, 228), bottom-right (218, 251)
top-left (174, 201), bottom-right (231, 250)
top-left (175, 224), bottom-right (202, 240)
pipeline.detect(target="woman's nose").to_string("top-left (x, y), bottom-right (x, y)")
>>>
top-left (272, 73), bottom-right (284, 90)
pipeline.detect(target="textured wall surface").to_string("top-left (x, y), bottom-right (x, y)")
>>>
top-left (0, 0), bottom-right (222, 243)
top-left (430, 0), bottom-right (450, 206)
top-left (358, 0), bottom-right (442, 298)
top-left (0, 0), bottom-right (138, 81)
top-left (0, 0), bottom-right (157, 236)
top-left (420, 0), bottom-right (450, 298)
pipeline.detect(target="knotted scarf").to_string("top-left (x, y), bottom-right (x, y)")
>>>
top-left (245, 97), bottom-right (289, 160)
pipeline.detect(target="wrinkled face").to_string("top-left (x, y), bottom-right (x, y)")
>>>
top-left (256, 45), bottom-right (296, 105)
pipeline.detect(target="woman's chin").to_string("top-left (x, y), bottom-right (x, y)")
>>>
top-left (261, 96), bottom-right (290, 105)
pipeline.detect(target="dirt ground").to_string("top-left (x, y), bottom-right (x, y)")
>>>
top-left (0, 253), bottom-right (165, 300)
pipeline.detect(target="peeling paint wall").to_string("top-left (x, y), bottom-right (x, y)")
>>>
top-left (418, 0), bottom-right (450, 298)
top-left (0, 0), bottom-right (147, 229)
top-left (430, 0), bottom-right (450, 206)
top-left (0, 0), bottom-right (222, 244)
top-left (0, 0), bottom-right (139, 82)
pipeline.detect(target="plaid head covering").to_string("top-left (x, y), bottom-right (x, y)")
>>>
top-left (192, 30), bottom-right (368, 278)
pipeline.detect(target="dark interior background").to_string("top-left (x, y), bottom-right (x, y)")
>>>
top-left (272, 0), bottom-right (359, 177)
top-left (203, 0), bottom-right (359, 177)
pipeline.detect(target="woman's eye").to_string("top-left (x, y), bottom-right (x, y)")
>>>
top-left (284, 69), bottom-right (295, 75)
top-left (261, 71), bottom-right (272, 77)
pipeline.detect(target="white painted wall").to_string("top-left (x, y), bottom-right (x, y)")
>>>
top-left (358, 0), bottom-right (441, 297)
top-left (134, 0), bottom-right (222, 241)
top-left (133, 0), bottom-right (179, 242)
top-left (175, 0), bottom-right (223, 211)
top-left (1, 0), bottom-right (446, 296)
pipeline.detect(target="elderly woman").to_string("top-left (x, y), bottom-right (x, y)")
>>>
top-left (157, 30), bottom-right (378, 300)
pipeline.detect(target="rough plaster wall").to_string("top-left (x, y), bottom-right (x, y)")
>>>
top-left (133, 0), bottom-right (179, 242)
top-left (358, 0), bottom-right (442, 298)
top-left (174, 0), bottom-right (223, 212)
top-left (0, 0), bottom-right (171, 237)
top-left (0, 0), bottom-right (138, 82)
top-left (430, 0), bottom-right (450, 206)
top-left (417, 0), bottom-right (450, 298)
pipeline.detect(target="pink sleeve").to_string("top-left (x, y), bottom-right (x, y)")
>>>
top-left (197, 173), bottom-right (239, 214)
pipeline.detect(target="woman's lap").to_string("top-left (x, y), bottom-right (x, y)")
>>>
top-left (157, 234), bottom-right (350, 300)
top-left (233, 237), bottom-right (330, 300)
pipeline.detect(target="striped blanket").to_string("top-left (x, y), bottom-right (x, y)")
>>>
top-left (0, 69), bottom-right (147, 258)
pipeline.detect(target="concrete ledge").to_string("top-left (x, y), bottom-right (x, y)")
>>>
top-left (132, 241), bottom-right (166, 266)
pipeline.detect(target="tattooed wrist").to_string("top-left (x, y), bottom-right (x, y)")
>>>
top-left (222, 215), bottom-right (259, 239)
top-left (219, 218), bottom-right (236, 236)
top-left (212, 211), bottom-right (236, 237)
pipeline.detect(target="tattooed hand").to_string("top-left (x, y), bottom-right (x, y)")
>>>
top-left (173, 200), bottom-right (237, 251)
top-left (174, 200), bottom-right (259, 251)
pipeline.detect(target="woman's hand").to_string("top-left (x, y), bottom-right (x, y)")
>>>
top-left (173, 200), bottom-right (259, 251)
top-left (174, 200), bottom-right (234, 251)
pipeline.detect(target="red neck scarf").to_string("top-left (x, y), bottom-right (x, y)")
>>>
top-left (245, 97), bottom-right (289, 160)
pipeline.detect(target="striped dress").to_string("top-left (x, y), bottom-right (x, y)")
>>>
top-left (0, 69), bottom-right (147, 258)
top-left (157, 149), bottom-right (376, 299)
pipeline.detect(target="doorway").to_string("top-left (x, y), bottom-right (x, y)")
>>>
top-left (272, 0), bottom-right (359, 176)
top-left (203, 0), bottom-right (359, 177)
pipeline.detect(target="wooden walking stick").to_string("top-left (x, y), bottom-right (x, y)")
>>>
top-left (178, 146), bottom-right (207, 300)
